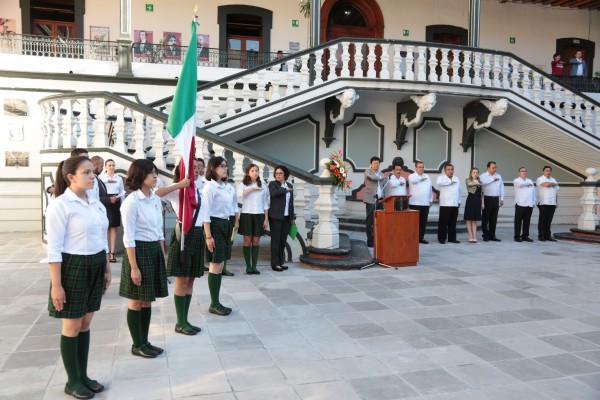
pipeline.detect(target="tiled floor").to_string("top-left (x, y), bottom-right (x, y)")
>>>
top-left (1, 226), bottom-right (600, 399)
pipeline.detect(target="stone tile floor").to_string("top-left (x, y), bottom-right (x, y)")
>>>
top-left (1, 226), bottom-right (600, 399)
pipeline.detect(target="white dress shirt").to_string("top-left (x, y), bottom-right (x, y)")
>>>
top-left (195, 176), bottom-right (207, 191)
top-left (99, 172), bottom-right (125, 201)
top-left (161, 188), bottom-right (206, 227)
top-left (121, 189), bottom-right (164, 248)
top-left (480, 172), bottom-right (505, 200)
top-left (513, 177), bottom-right (536, 207)
top-left (536, 175), bottom-right (560, 205)
top-left (408, 172), bottom-right (433, 206)
top-left (238, 182), bottom-right (269, 214)
top-left (384, 175), bottom-right (407, 197)
top-left (86, 176), bottom-right (100, 201)
top-left (202, 179), bottom-right (233, 221)
top-left (437, 175), bottom-right (461, 207)
top-left (225, 182), bottom-right (239, 217)
top-left (46, 188), bottom-right (109, 262)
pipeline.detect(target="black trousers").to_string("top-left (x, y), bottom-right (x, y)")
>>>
top-left (538, 204), bottom-right (556, 239)
top-left (269, 216), bottom-right (291, 267)
top-left (482, 196), bottom-right (500, 239)
top-left (438, 206), bottom-right (458, 242)
top-left (365, 202), bottom-right (383, 246)
top-left (409, 205), bottom-right (430, 240)
top-left (514, 205), bottom-right (533, 239)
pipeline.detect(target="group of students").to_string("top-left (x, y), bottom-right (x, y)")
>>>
top-left (364, 157), bottom-right (560, 247)
top-left (45, 151), bottom-right (296, 399)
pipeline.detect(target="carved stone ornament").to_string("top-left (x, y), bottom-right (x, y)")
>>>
top-left (395, 93), bottom-right (437, 150)
top-left (323, 89), bottom-right (359, 147)
top-left (461, 98), bottom-right (508, 152)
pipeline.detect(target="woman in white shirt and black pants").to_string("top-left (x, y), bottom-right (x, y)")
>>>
top-left (202, 157), bottom-right (233, 316)
top-left (46, 156), bottom-right (111, 399)
top-left (237, 163), bottom-right (269, 275)
top-left (119, 159), bottom-right (168, 358)
top-left (99, 159), bottom-right (125, 263)
top-left (155, 159), bottom-right (205, 336)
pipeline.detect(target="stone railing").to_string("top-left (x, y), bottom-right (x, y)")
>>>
top-left (0, 33), bottom-right (118, 61)
top-left (38, 92), bottom-right (338, 251)
top-left (578, 167), bottom-right (600, 231)
top-left (149, 38), bottom-right (599, 136)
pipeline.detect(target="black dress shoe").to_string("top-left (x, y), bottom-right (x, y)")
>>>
top-left (209, 305), bottom-right (231, 316)
top-left (419, 239), bottom-right (429, 244)
top-left (514, 238), bottom-right (522, 242)
top-left (64, 383), bottom-right (94, 399)
top-left (522, 237), bottom-right (534, 242)
top-left (281, 265), bottom-right (289, 270)
top-left (490, 237), bottom-right (501, 242)
top-left (483, 238), bottom-right (490, 242)
top-left (252, 269), bottom-right (261, 275)
top-left (272, 265), bottom-right (284, 272)
top-left (222, 270), bottom-right (235, 277)
top-left (538, 237), bottom-right (546, 241)
top-left (83, 379), bottom-right (104, 393)
top-left (438, 240), bottom-right (446, 244)
top-left (449, 240), bottom-right (460, 244)
top-left (131, 344), bottom-right (158, 358)
top-left (175, 324), bottom-right (197, 336)
top-left (188, 324), bottom-right (201, 333)
top-left (145, 342), bottom-right (163, 354)
top-left (546, 237), bottom-right (557, 242)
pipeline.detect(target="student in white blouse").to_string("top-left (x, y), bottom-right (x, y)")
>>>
top-left (99, 159), bottom-right (125, 263)
top-left (156, 159), bottom-right (205, 336)
top-left (384, 165), bottom-right (407, 197)
top-left (237, 163), bottom-right (269, 275)
top-left (513, 167), bottom-right (536, 242)
top-left (119, 159), bottom-right (168, 358)
top-left (436, 163), bottom-right (461, 244)
top-left (46, 156), bottom-right (110, 399)
top-left (536, 166), bottom-right (560, 242)
top-left (202, 157), bottom-right (234, 316)
top-left (221, 168), bottom-right (239, 277)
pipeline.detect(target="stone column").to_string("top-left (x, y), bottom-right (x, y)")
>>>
top-left (578, 167), bottom-right (599, 231)
top-left (116, 0), bottom-right (134, 77)
top-left (311, 158), bottom-right (339, 249)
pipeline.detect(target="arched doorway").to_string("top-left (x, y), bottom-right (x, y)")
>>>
top-left (321, 0), bottom-right (384, 77)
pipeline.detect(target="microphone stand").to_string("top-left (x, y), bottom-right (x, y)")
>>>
top-left (361, 194), bottom-right (396, 270)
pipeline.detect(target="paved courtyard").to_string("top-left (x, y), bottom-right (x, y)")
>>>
top-left (1, 226), bottom-right (600, 400)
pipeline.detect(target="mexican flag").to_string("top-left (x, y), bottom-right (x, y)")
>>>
top-left (166, 20), bottom-right (199, 235)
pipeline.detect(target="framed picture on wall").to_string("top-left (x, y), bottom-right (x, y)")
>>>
top-left (134, 30), bottom-right (153, 56)
top-left (5, 151), bottom-right (29, 167)
top-left (0, 18), bottom-right (16, 34)
top-left (4, 99), bottom-right (27, 116)
top-left (8, 123), bottom-right (24, 141)
top-left (163, 32), bottom-right (181, 60)
top-left (197, 34), bottom-right (209, 61)
top-left (90, 26), bottom-right (109, 41)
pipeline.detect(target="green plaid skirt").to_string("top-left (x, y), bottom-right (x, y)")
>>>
top-left (238, 213), bottom-right (265, 237)
top-left (167, 226), bottom-right (205, 277)
top-left (119, 241), bottom-right (168, 301)
top-left (206, 217), bottom-right (231, 264)
top-left (48, 251), bottom-right (106, 319)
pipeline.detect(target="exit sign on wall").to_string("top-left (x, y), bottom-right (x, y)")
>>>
top-left (145, 4), bottom-right (154, 12)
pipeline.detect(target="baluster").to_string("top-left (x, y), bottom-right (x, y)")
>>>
top-left (92, 98), bottom-right (107, 147)
top-left (366, 43), bottom-right (377, 78)
top-left (312, 159), bottom-right (339, 249)
top-left (313, 49), bottom-right (324, 85)
top-left (594, 108), bottom-right (600, 136)
top-left (270, 73), bottom-right (281, 101)
top-left (551, 87), bottom-right (563, 117)
top-left (212, 143), bottom-right (225, 157)
top-left (41, 102), bottom-right (51, 148)
top-left (393, 44), bottom-right (402, 80)
top-left (583, 101), bottom-right (593, 132)
top-left (71, 100), bottom-right (83, 148)
top-left (472, 52), bottom-right (482, 86)
top-left (340, 42), bottom-right (350, 77)
top-left (440, 48), bottom-right (450, 83)
top-left (285, 67), bottom-right (296, 97)
top-left (563, 92), bottom-right (573, 121)
top-left (110, 103), bottom-right (127, 154)
top-left (169, 136), bottom-right (181, 166)
top-left (123, 108), bottom-right (134, 152)
top-left (196, 96), bottom-right (206, 128)
top-left (327, 44), bottom-right (338, 81)
top-left (532, 72), bottom-right (542, 104)
top-left (256, 70), bottom-right (266, 107)
top-left (573, 96), bottom-right (583, 128)
top-left (131, 110), bottom-right (146, 158)
top-left (58, 100), bottom-right (70, 149)
top-left (502, 56), bottom-right (510, 88)
top-left (300, 53), bottom-right (310, 90)
top-left (451, 49), bottom-right (460, 83)
top-left (210, 86), bottom-right (221, 123)
top-left (461, 50), bottom-right (472, 84)
top-left (241, 75), bottom-right (251, 112)
top-left (405, 45), bottom-right (414, 80)
top-left (492, 55), bottom-right (501, 87)
top-left (428, 46), bottom-right (438, 82)
top-left (354, 43), bottom-right (364, 78)
top-left (542, 77), bottom-right (553, 112)
top-left (482, 53), bottom-right (491, 86)
top-left (417, 46), bottom-right (427, 81)
top-left (80, 99), bottom-right (94, 147)
top-left (226, 81), bottom-right (236, 117)
top-left (195, 137), bottom-right (206, 163)
top-left (521, 65), bottom-right (532, 99)
top-left (293, 177), bottom-right (308, 243)
top-left (201, 137), bottom-right (212, 161)
top-left (510, 60), bottom-right (520, 93)
top-left (380, 43), bottom-right (390, 79)
top-left (232, 152), bottom-right (245, 189)
top-left (150, 118), bottom-right (167, 170)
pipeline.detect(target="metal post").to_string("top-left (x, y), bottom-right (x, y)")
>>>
top-left (310, 0), bottom-right (321, 48)
top-left (468, 0), bottom-right (480, 48)
top-left (117, 0), bottom-right (134, 77)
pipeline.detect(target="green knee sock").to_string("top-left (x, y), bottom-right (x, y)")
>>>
top-left (222, 260), bottom-right (230, 275)
top-left (185, 294), bottom-right (194, 328)
top-left (243, 246), bottom-right (252, 272)
top-left (251, 246), bottom-right (260, 272)
top-left (127, 309), bottom-right (143, 347)
top-left (140, 307), bottom-right (151, 344)
top-left (60, 335), bottom-right (85, 390)
top-left (174, 295), bottom-right (186, 327)
top-left (77, 331), bottom-right (92, 385)
top-left (207, 272), bottom-right (220, 308)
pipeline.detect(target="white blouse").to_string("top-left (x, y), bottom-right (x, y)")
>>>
top-left (161, 188), bottom-right (206, 227)
top-left (121, 189), bottom-right (164, 248)
top-left (202, 179), bottom-right (233, 221)
top-left (46, 188), bottom-right (109, 262)
top-left (224, 182), bottom-right (239, 217)
top-left (237, 182), bottom-right (269, 214)
top-left (99, 172), bottom-right (125, 201)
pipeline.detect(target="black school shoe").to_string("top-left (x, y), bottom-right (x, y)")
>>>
top-left (83, 379), bottom-right (104, 393)
top-left (145, 342), bottom-right (163, 354)
top-left (222, 270), bottom-right (235, 276)
top-left (271, 266), bottom-right (284, 272)
top-left (64, 383), bottom-right (94, 399)
top-left (175, 324), bottom-right (197, 335)
top-left (131, 344), bottom-right (158, 358)
top-left (209, 305), bottom-right (232, 316)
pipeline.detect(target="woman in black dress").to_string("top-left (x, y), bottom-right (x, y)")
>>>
top-left (464, 167), bottom-right (484, 243)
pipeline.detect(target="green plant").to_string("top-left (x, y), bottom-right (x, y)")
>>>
top-left (299, 0), bottom-right (310, 19)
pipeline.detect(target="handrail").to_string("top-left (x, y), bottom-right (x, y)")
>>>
top-left (147, 37), bottom-right (600, 109)
top-left (37, 91), bottom-right (334, 186)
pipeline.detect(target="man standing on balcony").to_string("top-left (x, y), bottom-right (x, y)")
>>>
top-left (408, 161), bottom-right (433, 244)
top-left (364, 156), bottom-right (384, 248)
top-left (480, 161), bottom-right (504, 242)
top-left (569, 50), bottom-right (587, 90)
top-left (536, 166), bottom-right (559, 242)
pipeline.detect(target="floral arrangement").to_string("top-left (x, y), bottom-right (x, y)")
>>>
top-left (325, 150), bottom-right (352, 191)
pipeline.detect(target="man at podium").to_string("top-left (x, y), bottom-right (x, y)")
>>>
top-left (384, 165), bottom-right (407, 198)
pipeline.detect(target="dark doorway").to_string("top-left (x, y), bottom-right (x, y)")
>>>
top-left (425, 25), bottom-right (468, 45)
top-left (556, 38), bottom-right (595, 78)
top-left (21, 0), bottom-right (84, 38)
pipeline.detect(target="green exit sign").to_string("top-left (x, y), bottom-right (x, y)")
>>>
top-left (145, 4), bottom-right (154, 12)
top-left (509, 37), bottom-right (516, 44)
top-left (403, 29), bottom-right (410, 37)
top-left (292, 20), bottom-right (299, 27)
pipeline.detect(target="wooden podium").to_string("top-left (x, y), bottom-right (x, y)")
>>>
top-left (373, 196), bottom-right (419, 267)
